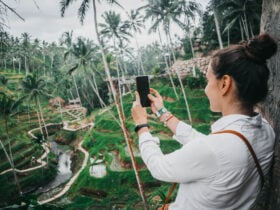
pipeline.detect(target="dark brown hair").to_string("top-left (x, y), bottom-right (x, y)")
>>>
top-left (211, 33), bottom-right (277, 106)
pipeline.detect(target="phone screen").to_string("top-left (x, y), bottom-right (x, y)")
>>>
top-left (136, 76), bottom-right (150, 107)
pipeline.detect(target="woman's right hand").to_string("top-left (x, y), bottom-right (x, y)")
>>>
top-left (148, 88), bottom-right (164, 114)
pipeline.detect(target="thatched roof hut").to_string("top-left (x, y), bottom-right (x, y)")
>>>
top-left (49, 96), bottom-right (65, 107)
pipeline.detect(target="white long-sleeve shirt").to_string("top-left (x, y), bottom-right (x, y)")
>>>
top-left (139, 114), bottom-right (275, 210)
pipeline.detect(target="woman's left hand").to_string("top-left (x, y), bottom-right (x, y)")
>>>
top-left (131, 91), bottom-right (148, 125)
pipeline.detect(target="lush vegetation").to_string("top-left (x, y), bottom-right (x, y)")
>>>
top-left (43, 77), bottom-right (219, 209)
top-left (0, 0), bottom-right (263, 208)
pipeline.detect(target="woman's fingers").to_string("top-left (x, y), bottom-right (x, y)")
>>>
top-left (150, 88), bottom-right (162, 98)
top-left (148, 93), bottom-right (156, 102)
top-left (150, 88), bottom-right (159, 96)
top-left (135, 91), bottom-right (141, 104)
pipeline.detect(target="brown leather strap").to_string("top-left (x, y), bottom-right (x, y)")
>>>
top-left (212, 130), bottom-right (265, 187)
top-left (164, 183), bottom-right (177, 205)
top-left (163, 129), bottom-right (264, 206)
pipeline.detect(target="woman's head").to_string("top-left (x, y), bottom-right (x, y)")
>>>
top-left (209, 33), bottom-right (277, 108)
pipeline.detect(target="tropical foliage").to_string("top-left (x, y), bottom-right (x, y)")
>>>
top-left (0, 0), bottom-right (268, 208)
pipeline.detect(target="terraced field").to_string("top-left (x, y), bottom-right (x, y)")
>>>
top-left (52, 79), bottom-right (219, 209)
top-left (1, 72), bottom-right (217, 209)
top-left (0, 71), bottom-right (59, 206)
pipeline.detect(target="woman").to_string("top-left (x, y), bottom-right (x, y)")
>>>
top-left (131, 33), bottom-right (277, 210)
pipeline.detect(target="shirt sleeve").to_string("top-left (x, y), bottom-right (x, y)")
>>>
top-left (173, 121), bottom-right (207, 145)
top-left (139, 132), bottom-right (218, 183)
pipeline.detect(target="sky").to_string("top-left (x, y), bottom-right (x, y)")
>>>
top-left (6, 0), bottom-right (209, 48)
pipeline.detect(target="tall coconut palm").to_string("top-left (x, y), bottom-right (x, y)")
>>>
top-left (99, 10), bottom-right (132, 119)
top-left (0, 92), bottom-right (23, 194)
top-left (0, 31), bottom-right (9, 70)
top-left (139, 1), bottom-right (180, 100)
top-left (10, 37), bottom-right (22, 74)
top-left (177, 0), bottom-right (202, 57)
top-left (209, 0), bottom-right (224, 49)
top-left (60, 1), bottom-right (149, 208)
top-left (60, 31), bottom-right (81, 103)
top-left (218, 0), bottom-right (262, 41)
top-left (68, 37), bottom-right (121, 124)
top-left (142, 0), bottom-right (197, 124)
top-left (21, 33), bottom-right (31, 75)
top-left (125, 9), bottom-right (146, 75)
top-left (157, 28), bottom-right (179, 100)
top-left (60, 30), bottom-right (76, 68)
top-left (20, 74), bottom-right (50, 140)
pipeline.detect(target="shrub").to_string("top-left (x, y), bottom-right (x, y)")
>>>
top-left (63, 130), bottom-right (77, 142)
top-left (186, 69), bottom-right (206, 89)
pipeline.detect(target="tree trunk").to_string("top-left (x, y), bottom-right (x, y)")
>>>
top-left (18, 58), bottom-right (21, 74)
top-left (37, 97), bottom-right (49, 139)
top-left (24, 56), bottom-right (29, 75)
top-left (91, 1), bottom-right (149, 209)
top-left (116, 57), bottom-right (125, 119)
top-left (254, 1), bottom-right (280, 209)
top-left (241, 15), bottom-right (250, 40)
top-left (167, 30), bottom-right (192, 124)
top-left (213, 9), bottom-right (223, 49)
top-left (227, 28), bottom-right (230, 47)
top-left (36, 105), bottom-right (45, 141)
top-left (135, 35), bottom-right (146, 75)
top-left (4, 119), bottom-right (22, 194)
top-left (239, 19), bottom-right (245, 41)
top-left (72, 74), bottom-right (81, 106)
top-left (87, 74), bottom-right (121, 126)
top-left (158, 29), bottom-right (179, 100)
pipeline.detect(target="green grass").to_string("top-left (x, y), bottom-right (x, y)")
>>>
top-left (0, 72), bottom-right (219, 208)
top-left (57, 78), bottom-right (220, 209)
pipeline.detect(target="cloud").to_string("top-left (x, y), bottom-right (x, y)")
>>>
top-left (6, 0), bottom-right (209, 46)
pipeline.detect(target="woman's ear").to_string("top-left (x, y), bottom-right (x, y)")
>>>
top-left (220, 74), bottom-right (232, 96)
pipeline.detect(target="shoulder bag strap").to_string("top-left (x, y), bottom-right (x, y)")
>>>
top-left (163, 129), bottom-right (264, 206)
top-left (212, 129), bottom-right (265, 187)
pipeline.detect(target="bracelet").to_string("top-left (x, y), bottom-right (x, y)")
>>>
top-left (160, 112), bottom-right (174, 127)
top-left (134, 123), bottom-right (150, 133)
top-left (164, 114), bottom-right (174, 127)
top-left (155, 107), bottom-right (168, 117)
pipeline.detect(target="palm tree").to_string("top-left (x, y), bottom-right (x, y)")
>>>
top-left (125, 9), bottom-right (146, 75)
top-left (0, 92), bottom-right (23, 195)
top-left (20, 74), bottom-right (50, 140)
top-left (209, 0), bottom-right (224, 49)
top-left (157, 29), bottom-right (180, 100)
top-left (99, 10), bottom-right (132, 119)
top-left (67, 37), bottom-right (121, 124)
top-left (21, 33), bottom-right (31, 75)
top-left (9, 37), bottom-right (23, 74)
top-left (60, 1), bottom-right (149, 208)
top-left (60, 31), bottom-right (82, 104)
top-left (99, 10), bottom-right (132, 44)
top-left (218, 0), bottom-right (262, 41)
top-left (60, 30), bottom-right (75, 64)
top-left (142, 0), bottom-right (197, 124)
top-left (0, 31), bottom-right (9, 70)
top-left (177, 0), bottom-right (202, 57)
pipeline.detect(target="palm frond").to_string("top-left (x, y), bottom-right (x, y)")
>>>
top-left (78, 0), bottom-right (90, 24)
top-left (60, 0), bottom-right (73, 17)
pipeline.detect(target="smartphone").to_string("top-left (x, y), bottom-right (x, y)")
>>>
top-left (136, 76), bottom-right (150, 107)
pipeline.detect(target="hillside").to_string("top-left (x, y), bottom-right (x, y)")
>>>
top-left (0, 72), bottom-right (218, 209)
top-left (45, 77), bottom-right (219, 209)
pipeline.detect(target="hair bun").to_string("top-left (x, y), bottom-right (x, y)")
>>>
top-left (246, 33), bottom-right (277, 62)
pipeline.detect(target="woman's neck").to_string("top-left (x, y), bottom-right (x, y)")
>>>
top-left (222, 101), bottom-right (254, 117)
